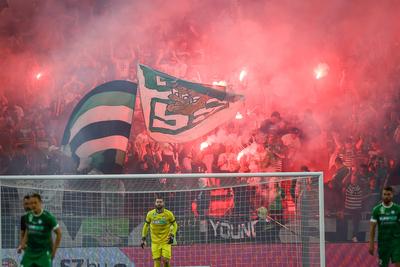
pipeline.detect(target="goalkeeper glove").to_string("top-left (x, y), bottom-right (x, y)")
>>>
top-left (168, 234), bottom-right (174, 244)
top-left (141, 237), bottom-right (146, 249)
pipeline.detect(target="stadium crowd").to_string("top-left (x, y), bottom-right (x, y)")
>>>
top-left (0, 0), bottom-right (400, 244)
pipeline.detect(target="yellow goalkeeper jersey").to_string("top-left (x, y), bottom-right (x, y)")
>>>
top-left (142, 208), bottom-right (178, 244)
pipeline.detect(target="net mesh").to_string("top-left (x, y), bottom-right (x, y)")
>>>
top-left (0, 173), bottom-right (323, 267)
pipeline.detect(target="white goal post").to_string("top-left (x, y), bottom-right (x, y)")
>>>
top-left (0, 172), bottom-right (325, 267)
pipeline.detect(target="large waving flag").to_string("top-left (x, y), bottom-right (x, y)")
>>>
top-left (137, 64), bottom-right (244, 143)
top-left (61, 80), bottom-right (137, 173)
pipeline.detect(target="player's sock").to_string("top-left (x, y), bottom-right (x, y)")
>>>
top-left (154, 259), bottom-right (161, 267)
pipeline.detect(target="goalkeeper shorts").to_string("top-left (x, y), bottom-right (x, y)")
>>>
top-left (21, 250), bottom-right (52, 267)
top-left (151, 243), bottom-right (172, 260)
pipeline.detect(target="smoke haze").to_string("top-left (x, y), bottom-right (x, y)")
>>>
top-left (1, 0), bottom-right (399, 165)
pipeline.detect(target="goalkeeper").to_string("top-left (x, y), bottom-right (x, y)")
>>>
top-left (141, 196), bottom-right (178, 267)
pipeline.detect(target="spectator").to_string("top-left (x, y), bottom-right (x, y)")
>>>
top-left (324, 180), bottom-right (346, 242)
top-left (191, 152), bottom-right (207, 173)
top-left (134, 130), bottom-right (150, 160)
top-left (268, 182), bottom-right (285, 223)
top-left (260, 111), bottom-right (287, 137)
top-left (192, 178), bottom-right (211, 219)
top-left (35, 126), bottom-right (54, 150)
top-left (368, 138), bottom-right (384, 158)
top-left (331, 157), bottom-right (350, 191)
top-left (370, 156), bottom-right (388, 192)
top-left (158, 161), bottom-right (170, 174)
top-left (161, 143), bottom-right (177, 173)
top-left (344, 173), bottom-right (363, 242)
top-left (179, 147), bottom-right (193, 173)
top-left (251, 184), bottom-right (270, 220)
top-left (248, 142), bottom-right (269, 173)
top-left (356, 163), bottom-right (373, 190)
top-left (363, 177), bottom-right (381, 213)
top-left (217, 144), bottom-right (239, 173)
top-left (238, 154), bottom-right (250, 173)
top-left (325, 180), bottom-right (343, 216)
top-left (233, 183), bottom-right (254, 222)
top-left (290, 165), bottom-right (309, 202)
top-left (254, 206), bottom-right (278, 243)
top-left (281, 127), bottom-right (302, 170)
top-left (341, 137), bottom-right (362, 169)
top-left (136, 160), bottom-right (150, 174)
top-left (11, 104), bottom-right (24, 124)
top-left (143, 143), bottom-right (160, 173)
top-left (269, 111), bottom-right (287, 136)
top-left (265, 134), bottom-right (287, 172)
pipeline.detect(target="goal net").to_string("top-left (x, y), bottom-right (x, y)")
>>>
top-left (0, 172), bottom-right (325, 267)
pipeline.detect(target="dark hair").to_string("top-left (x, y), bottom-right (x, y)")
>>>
top-left (155, 195), bottom-right (164, 200)
top-left (271, 111), bottom-right (281, 118)
top-left (30, 193), bottom-right (42, 202)
top-left (335, 157), bottom-right (343, 164)
top-left (23, 194), bottom-right (30, 200)
top-left (300, 165), bottom-right (310, 172)
top-left (383, 186), bottom-right (394, 193)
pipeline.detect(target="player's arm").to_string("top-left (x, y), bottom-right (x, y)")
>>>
top-left (141, 212), bottom-right (151, 248)
top-left (171, 219), bottom-right (178, 236)
top-left (369, 208), bottom-right (378, 255)
top-left (17, 229), bottom-right (27, 253)
top-left (169, 211), bottom-right (178, 244)
top-left (19, 215), bottom-right (26, 245)
top-left (369, 222), bottom-right (377, 255)
top-left (49, 213), bottom-right (62, 259)
top-left (19, 230), bottom-right (25, 244)
top-left (52, 227), bottom-right (62, 259)
top-left (142, 220), bottom-right (150, 239)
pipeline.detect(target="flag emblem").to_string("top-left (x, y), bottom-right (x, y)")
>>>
top-left (138, 64), bottom-right (243, 143)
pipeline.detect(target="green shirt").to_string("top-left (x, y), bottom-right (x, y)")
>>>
top-left (371, 202), bottom-right (400, 245)
top-left (26, 210), bottom-right (58, 253)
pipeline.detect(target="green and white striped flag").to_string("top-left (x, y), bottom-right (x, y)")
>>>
top-left (137, 64), bottom-right (244, 143)
top-left (61, 80), bottom-right (137, 173)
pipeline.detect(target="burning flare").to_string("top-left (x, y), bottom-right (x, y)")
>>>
top-left (314, 63), bottom-right (329, 80)
top-left (239, 69), bottom-right (247, 82)
top-left (200, 141), bottom-right (209, 151)
top-left (35, 72), bottom-right (43, 80)
top-left (237, 151), bottom-right (245, 161)
top-left (212, 80), bottom-right (227, 87)
top-left (236, 143), bottom-right (258, 161)
top-left (235, 112), bottom-right (243, 120)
